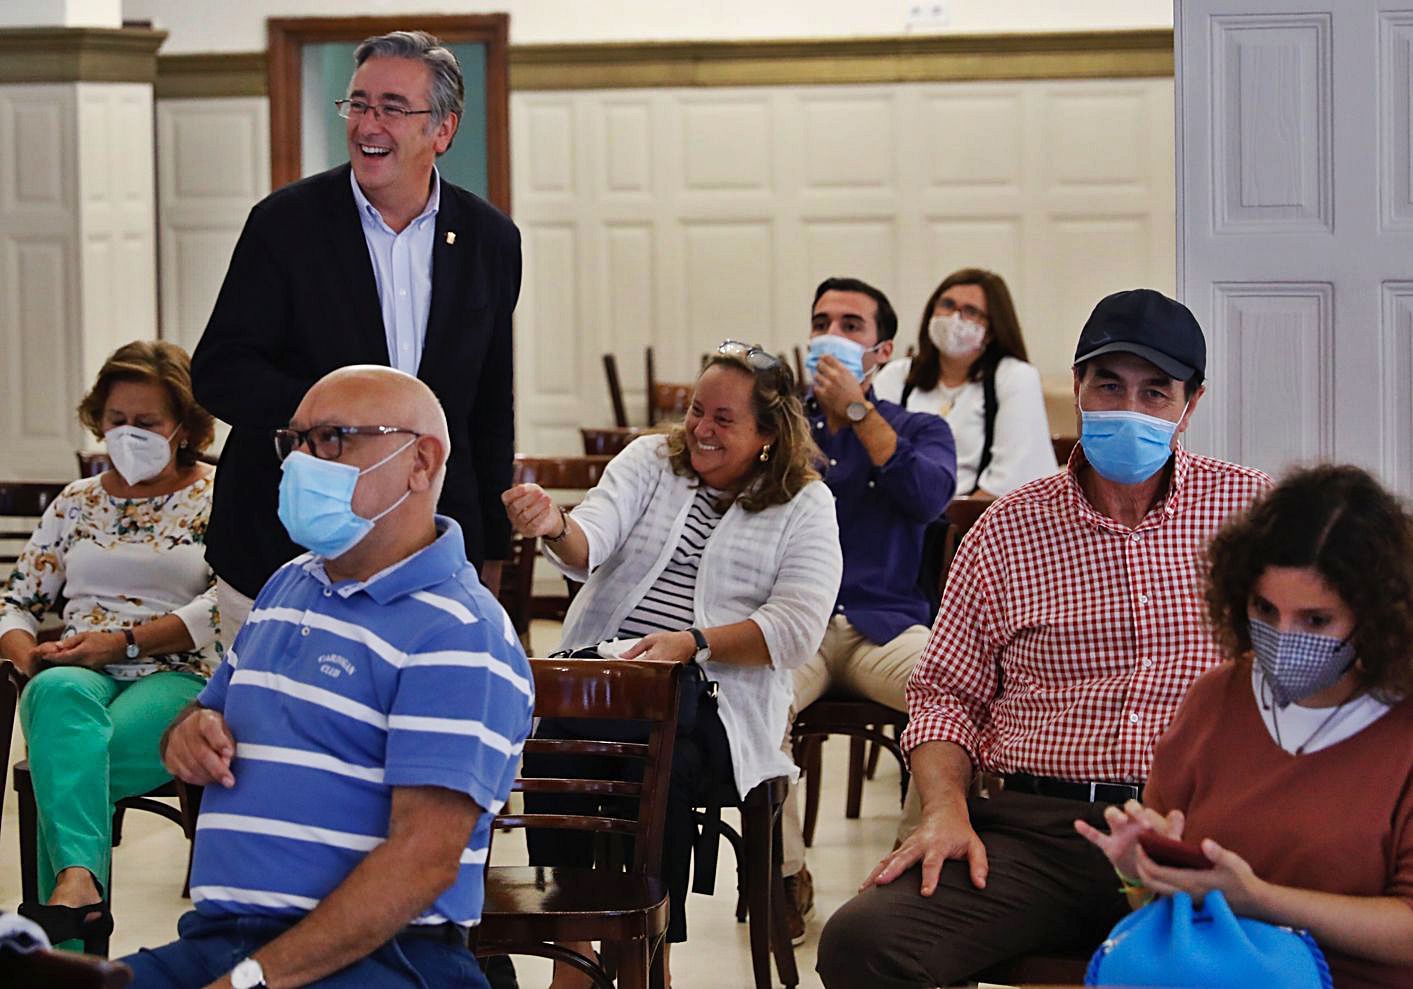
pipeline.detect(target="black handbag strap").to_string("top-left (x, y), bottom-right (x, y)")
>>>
top-left (969, 367), bottom-right (999, 496)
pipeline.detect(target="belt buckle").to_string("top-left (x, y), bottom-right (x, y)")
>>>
top-left (1088, 781), bottom-right (1098, 802)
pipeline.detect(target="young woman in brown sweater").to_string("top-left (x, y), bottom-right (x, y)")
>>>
top-left (1077, 464), bottom-right (1413, 989)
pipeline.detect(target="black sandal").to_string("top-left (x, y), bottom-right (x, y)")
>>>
top-left (17, 900), bottom-right (114, 954)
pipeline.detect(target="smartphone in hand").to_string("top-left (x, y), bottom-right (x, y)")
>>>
top-left (1138, 830), bottom-right (1214, 869)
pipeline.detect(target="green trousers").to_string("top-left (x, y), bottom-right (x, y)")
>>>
top-left (18, 666), bottom-right (204, 902)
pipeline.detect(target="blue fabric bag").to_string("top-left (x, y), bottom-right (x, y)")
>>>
top-left (1085, 890), bottom-right (1332, 988)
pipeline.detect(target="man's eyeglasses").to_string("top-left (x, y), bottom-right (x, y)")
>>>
top-left (273, 425), bottom-right (421, 463)
top-left (335, 99), bottom-right (435, 123)
top-left (718, 340), bottom-right (783, 372)
top-left (937, 297), bottom-right (988, 324)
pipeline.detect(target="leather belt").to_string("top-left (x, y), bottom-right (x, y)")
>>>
top-left (994, 772), bottom-right (1142, 805)
top-left (397, 922), bottom-right (468, 946)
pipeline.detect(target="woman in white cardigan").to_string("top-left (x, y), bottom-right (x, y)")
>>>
top-left (873, 267), bottom-right (1056, 498)
top-left (504, 344), bottom-right (842, 988)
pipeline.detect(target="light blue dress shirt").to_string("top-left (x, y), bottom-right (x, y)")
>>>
top-left (349, 168), bottom-right (441, 374)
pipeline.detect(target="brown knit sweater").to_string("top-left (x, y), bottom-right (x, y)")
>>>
top-left (1146, 661), bottom-right (1413, 989)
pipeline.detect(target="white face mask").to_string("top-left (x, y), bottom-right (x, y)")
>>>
top-left (105, 424), bottom-right (177, 485)
top-left (928, 312), bottom-right (988, 358)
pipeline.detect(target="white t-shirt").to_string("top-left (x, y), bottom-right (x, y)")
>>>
top-left (1251, 665), bottom-right (1393, 755)
top-left (873, 355), bottom-right (1057, 497)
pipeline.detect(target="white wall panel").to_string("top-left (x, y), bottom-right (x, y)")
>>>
top-left (1382, 283), bottom-right (1413, 495)
top-left (682, 97), bottom-right (772, 191)
top-left (1213, 283), bottom-right (1333, 473)
top-left (14, 240), bottom-right (72, 440)
top-left (922, 92), bottom-right (1023, 191)
top-left (157, 97), bottom-right (269, 356)
top-left (510, 77), bottom-right (1176, 453)
top-left (1211, 14), bottom-right (1332, 232)
top-left (1381, 12), bottom-right (1413, 232)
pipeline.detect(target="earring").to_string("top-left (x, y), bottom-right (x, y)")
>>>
top-left (759, 444), bottom-right (771, 463)
top-left (179, 440), bottom-right (189, 449)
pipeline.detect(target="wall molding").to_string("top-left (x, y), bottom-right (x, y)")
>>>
top-left (155, 52), bottom-right (268, 99)
top-left (0, 27), bottom-right (167, 85)
top-left (151, 29), bottom-right (1174, 99)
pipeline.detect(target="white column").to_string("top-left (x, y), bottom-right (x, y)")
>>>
top-left (0, 23), bottom-right (163, 480)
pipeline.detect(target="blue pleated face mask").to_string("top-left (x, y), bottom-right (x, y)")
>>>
top-left (277, 439), bottom-right (414, 559)
top-left (1078, 404), bottom-right (1186, 486)
top-left (805, 334), bottom-right (876, 382)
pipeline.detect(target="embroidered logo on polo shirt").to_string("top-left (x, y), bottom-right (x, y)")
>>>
top-left (318, 654), bottom-right (356, 679)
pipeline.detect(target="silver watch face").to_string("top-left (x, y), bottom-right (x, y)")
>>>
top-left (846, 401), bottom-right (868, 422)
top-left (231, 958), bottom-right (266, 989)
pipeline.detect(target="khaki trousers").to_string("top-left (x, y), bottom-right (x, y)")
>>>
top-left (782, 616), bottom-right (930, 876)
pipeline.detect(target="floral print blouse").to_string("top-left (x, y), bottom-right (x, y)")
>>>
top-left (0, 474), bottom-right (220, 678)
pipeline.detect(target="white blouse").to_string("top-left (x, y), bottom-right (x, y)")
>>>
top-left (544, 434), bottom-right (843, 799)
top-left (873, 355), bottom-right (1057, 497)
top-left (0, 474), bottom-right (220, 678)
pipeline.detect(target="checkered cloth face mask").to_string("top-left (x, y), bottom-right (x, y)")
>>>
top-left (1248, 617), bottom-right (1357, 707)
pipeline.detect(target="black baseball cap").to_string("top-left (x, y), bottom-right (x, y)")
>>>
top-left (1073, 289), bottom-right (1205, 382)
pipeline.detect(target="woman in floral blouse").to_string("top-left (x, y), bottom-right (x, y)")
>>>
top-left (0, 340), bottom-right (220, 951)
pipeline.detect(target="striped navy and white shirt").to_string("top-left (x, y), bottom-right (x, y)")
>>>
top-left (189, 516), bottom-right (533, 928)
top-left (617, 486), bottom-right (726, 637)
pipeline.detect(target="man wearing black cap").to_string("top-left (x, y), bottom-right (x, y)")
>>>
top-left (816, 289), bottom-right (1272, 989)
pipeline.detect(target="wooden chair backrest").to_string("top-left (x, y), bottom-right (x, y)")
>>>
top-left (579, 427), bottom-right (644, 457)
top-left (496, 658), bottom-right (684, 873)
top-left (1051, 434), bottom-right (1078, 465)
top-left (0, 481), bottom-right (67, 571)
top-left (495, 530), bottom-right (540, 649)
top-left (601, 354), bottom-right (629, 429)
top-left (645, 345), bottom-right (694, 426)
top-left (935, 495), bottom-right (993, 597)
top-left (512, 455), bottom-right (612, 493)
top-left (0, 949), bottom-right (132, 988)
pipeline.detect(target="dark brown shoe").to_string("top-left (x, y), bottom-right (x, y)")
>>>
top-left (782, 865), bottom-right (814, 945)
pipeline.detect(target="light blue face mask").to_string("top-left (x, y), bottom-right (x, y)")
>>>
top-left (277, 439), bottom-right (414, 559)
top-left (1079, 405), bottom-right (1185, 486)
top-left (805, 334), bottom-right (876, 382)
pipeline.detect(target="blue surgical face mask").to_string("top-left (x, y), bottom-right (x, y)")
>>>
top-left (805, 334), bottom-right (877, 383)
top-left (1079, 405), bottom-right (1186, 486)
top-left (1248, 617), bottom-right (1357, 708)
top-left (277, 439), bottom-right (414, 559)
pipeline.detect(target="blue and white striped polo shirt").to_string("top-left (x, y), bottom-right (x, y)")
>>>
top-left (189, 516), bottom-right (533, 928)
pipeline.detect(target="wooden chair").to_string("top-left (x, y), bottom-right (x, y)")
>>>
top-left (692, 778), bottom-right (798, 989)
top-left (511, 456), bottom-right (613, 623)
top-left (0, 481), bottom-right (70, 839)
top-left (792, 495), bottom-right (992, 843)
top-left (474, 658), bottom-right (685, 989)
top-left (645, 346), bottom-right (692, 427)
top-left (1052, 434), bottom-right (1079, 466)
top-left (0, 946), bottom-right (133, 988)
top-left (602, 354), bottom-right (630, 429)
top-left (13, 758), bottom-right (204, 956)
top-left (494, 530), bottom-right (540, 653)
top-left (580, 426), bottom-right (644, 457)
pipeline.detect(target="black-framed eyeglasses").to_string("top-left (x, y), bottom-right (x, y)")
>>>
top-left (718, 340), bottom-right (783, 372)
top-left (936, 297), bottom-right (989, 324)
top-left (273, 425), bottom-right (421, 463)
top-left (335, 99), bottom-right (435, 123)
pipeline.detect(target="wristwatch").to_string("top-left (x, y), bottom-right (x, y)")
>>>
top-left (686, 627), bottom-right (712, 663)
top-left (845, 400), bottom-right (874, 424)
top-left (230, 957), bottom-right (267, 989)
top-left (122, 628), bottom-right (140, 660)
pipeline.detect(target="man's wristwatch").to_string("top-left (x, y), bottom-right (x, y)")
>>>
top-left (230, 957), bottom-right (267, 989)
top-left (845, 400), bottom-right (874, 424)
top-left (122, 628), bottom-right (140, 660)
top-left (686, 627), bottom-right (711, 663)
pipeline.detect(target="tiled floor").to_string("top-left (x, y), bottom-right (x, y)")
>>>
top-left (0, 621), bottom-right (907, 988)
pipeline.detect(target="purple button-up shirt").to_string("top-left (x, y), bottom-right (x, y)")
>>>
top-left (810, 392), bottom-right (957, 644)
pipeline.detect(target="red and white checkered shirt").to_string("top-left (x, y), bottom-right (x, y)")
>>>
top-left (902, 447), bottom-right (1271, 783)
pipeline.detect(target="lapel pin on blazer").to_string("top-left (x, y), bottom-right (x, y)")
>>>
top-left (445, 231), bottom-right (456, 245)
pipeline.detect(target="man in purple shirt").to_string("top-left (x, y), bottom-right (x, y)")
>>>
top-left (782, 277), bottom-right (958, 941)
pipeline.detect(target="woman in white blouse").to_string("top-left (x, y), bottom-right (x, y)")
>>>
top-left (0, 340), bottom-right (220, 951)
top-left (873, 268), bottom-right (1056, 498)
top-left (503, 343), bottom-right (843, 987)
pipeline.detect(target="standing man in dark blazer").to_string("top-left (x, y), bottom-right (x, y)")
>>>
top-left (193, 30), bottom-right (521, 639)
